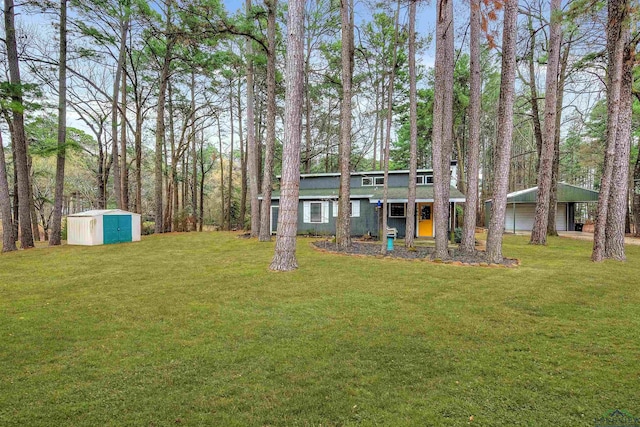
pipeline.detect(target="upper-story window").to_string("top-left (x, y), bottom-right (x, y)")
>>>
top-left (362, 176), bottom-right (384, 186)
top-left (416, 174), bottom-right (433, 185)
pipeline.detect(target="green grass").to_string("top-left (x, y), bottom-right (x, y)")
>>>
top-left (1, 233), bottom-right (639, 426)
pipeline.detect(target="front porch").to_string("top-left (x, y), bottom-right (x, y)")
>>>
top-left (382, 201), bottom-right (462, 239)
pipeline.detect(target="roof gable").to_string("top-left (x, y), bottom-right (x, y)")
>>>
top-left (504, 182), bottom-right (599, 203)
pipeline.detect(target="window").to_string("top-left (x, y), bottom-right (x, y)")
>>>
top-left (362, 176), bottom-right (385, 186)
top-left (416, 174), bottom-right (433, 185)
top-left (389, 203), bottom-right (406, 218)
top-left (310, 202), bottom-right (322, 223)
top-left (303, 201), bottom-right (329, 224)
top-left (332, 200), bottom-right (360, 218)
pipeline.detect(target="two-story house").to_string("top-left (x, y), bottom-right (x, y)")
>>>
top-left (261, 162), bottom-right (465, 239)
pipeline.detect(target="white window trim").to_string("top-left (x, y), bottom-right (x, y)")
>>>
top-left (303, 201), bottom-right (329, 224)
top-left (389, 202), bottom-right (406, 218)
top-left (417, 174), bottom-right (433, 185)
top-left (333, 200), bottom-right (360, 218)
top-left (309, 202), bottom-right (323, 223)
top-left (362, 177), bottom-right (385, 186)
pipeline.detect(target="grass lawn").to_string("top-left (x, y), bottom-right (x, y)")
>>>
top-left (1, 232), bottom-right (639, 426)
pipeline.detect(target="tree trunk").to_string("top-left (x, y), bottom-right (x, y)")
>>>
top-left (526, 18), bottom-right (544, 166)
top-left (168, 81), bottom-right (178, 232)
top-left (304, 30), bottom-right (312, 174)
top-left (237, 78), bottom-right (246, 230)
top-left (405, 0), bottom-right (418, 249)
top-left (217, 115), bottom-right (225, 229)
top-left (50, 0), bottom-right (67, 246)
top-left (199, 129), bottom-right (206, 232)
top-left (112, 15), bottom-right (129, 210)
top-left (0, 132), bottom-right (17, 252)
top-left (11, 141), bottom-right (18, 242)
top-left (380, 0), bottom-right (400, 255)
top-left (246, 0), bottom-right (260, 238)
top-left (633, 131), bottom-right (640, 236)
top-left (371, 79), bottom-right (379, 171)
top-left (270, 0), bottom-right (304, 271)
top-left (379, 76), bottom-right (385, 170)
top-left (228, 81), bottom-right (235, 231)
top-left (97, 135), bottom-right (106, 209)
top-left (431, 0), bottom-right (454, 260)
top-left (121, 49), bottom-right (129, 211)
top-left (485, 0), bottom-right (518, 263)
top-left (191, 71), bottom-right (198, 230)
top-left (28, 165), bottom-right (39, 241)
top-left (592, 0), bottom-right (628, 261)
top-left (459, 0), bottom-right (481, 254)
top-left (134, 103), bottom-right (143, 214)
top-left (4, 0), bottom-right (34, 249)
top-left (604, 37), bottom-right (633, 261)
top-left (154, 36), bottom-right (174, 234)
top-left (547, 39), bottom-right (572, 237)
top-left (259, 0), bottom-right (278, 242)
top-left (336, 0), bottom-right (354, 249)
top-left (530, 0), bottom-right (562, 245)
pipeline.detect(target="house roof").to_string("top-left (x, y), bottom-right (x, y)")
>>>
top-left (487, 182), bottom-right (599, 204)
top-left (263, 185), bottom-right (465, 203)
top-left (68, 209), bottom-right (141, 217)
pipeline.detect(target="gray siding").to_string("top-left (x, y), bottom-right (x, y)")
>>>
top-left (270, 199), bottom-right (418, 238)
top-left (270, 199), bottom-right (382, 237)
top-left (299, 175), bottom-right (340, 190)
top-left (387, 216), bottom-right (408, 238)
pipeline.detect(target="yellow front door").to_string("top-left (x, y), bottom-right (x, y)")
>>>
top-left (417, 203), bottom-right (433, 237)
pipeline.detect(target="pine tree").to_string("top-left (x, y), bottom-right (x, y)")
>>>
top-left (485, 0), bottom-right (518, 263)
top-left (270, 0), bottom-right (305, 271)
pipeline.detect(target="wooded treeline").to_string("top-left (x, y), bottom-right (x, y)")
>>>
top-left (0, 0), bottom-right (638, 266)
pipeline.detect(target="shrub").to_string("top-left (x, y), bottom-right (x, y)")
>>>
top-left (454, 227), bottom-right (463, 244)
top-left (61, 218), bottom-right (68, 241)
top-left (174, 210), bottom-right (189, 232)
top-left (142, 221), bottom-right (155, 235)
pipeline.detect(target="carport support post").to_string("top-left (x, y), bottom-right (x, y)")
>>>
top-left (513, 202), bottom-right (516, 234)
top-left (450, 202), bottom-right (456, 242)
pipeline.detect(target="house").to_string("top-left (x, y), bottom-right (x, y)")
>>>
top-left (262, 164), bottom-right (465, 238)
top-left (67, 209), bottom-right (142, 245)
top-left (484, 182), bottom-right (599, 233)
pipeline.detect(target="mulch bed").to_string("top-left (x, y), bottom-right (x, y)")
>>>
top-left (312, 240), bottom-right (519, 268)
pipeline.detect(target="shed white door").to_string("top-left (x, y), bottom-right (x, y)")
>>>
top-left (504, 203), bottom-right (567, 231)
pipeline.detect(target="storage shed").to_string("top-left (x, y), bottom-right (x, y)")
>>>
top-left (485, 183), bottom-right (599, 232)
top-left (67, 209), bottom-right (141, 245)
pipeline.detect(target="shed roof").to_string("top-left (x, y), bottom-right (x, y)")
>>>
top-left (263, 185), bottom-right (465, 203)
top-left (68, 209), bottom-right (141, 217)
top-left (492, 183), bottom-right (599, 204)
